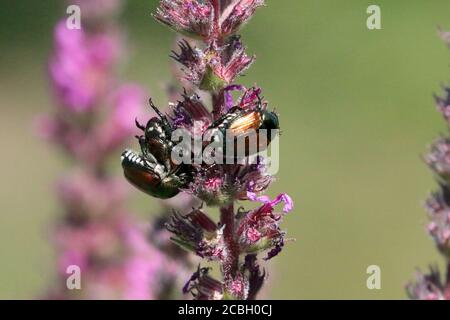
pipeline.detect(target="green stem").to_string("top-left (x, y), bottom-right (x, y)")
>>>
top-left (220, 202), bottom-right (239, 284)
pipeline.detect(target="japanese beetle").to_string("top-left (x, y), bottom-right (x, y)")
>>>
top-left (206, 96), bottom-right (279, 158)
top-left (121, 149), bottom-right (190, 199)
top-left (121, 99), bottom-right (191, 199)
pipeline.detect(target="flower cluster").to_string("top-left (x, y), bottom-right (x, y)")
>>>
top-left (42, 0), bottom-right (189, 299)
top-left (121, 0), bottom-right (294, 300)
top-left (154, 0), bottom-right (264, 40)
top-left (406, 266), bottom-right (450, 300)
top-left (407, 30), bottom-right (450, 299)
top-left (171, 37), bottom-right (254, 91)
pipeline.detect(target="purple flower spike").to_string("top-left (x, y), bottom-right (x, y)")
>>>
top-left (43, 0), bottom-right (191, 300)
top-left (408, 28), bottom-right (450, 300)
top-left (128, 0), bottom-right (296, 300)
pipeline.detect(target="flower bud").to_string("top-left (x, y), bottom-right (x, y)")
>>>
top-left (425, 138), bottom-right (450, 182)
top-left (166, 208), bottom-right (225, 260)
top-left (183, 267), bottom-right (224, 300)
top-left (154, 0), bottom-right (214, 39)
top-left (425, 189), bottom-right (450, 259)
top-left (172, 38), bottom-right (253, 91)
top-left (220, 0), bottom-right (265, 37)
top-left (224, 272), bottom-right (249, 300)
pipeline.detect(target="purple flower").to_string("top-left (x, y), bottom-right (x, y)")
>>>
top-left (171, 37), bottom-right (254, 90)
top-left (48, 21), bottom-right (120, 112)
top-left (237, 193), bottom-right (293, 260)
top-left (208, 41), bottom-right (254, 86)
top-left (247, 192), bottom-right (294, 213)
top-left (425, 189), bottom-right (450, 258)
top-left (53, 212), bottom-right (187, 300)
top-left (239, 86), bottom-right (265, 110)
top-left (154, 0), bottom-right (263, 40)
top-left (406, 266), bottom-right (449, 300)
top-left (43, 1), bottom-right (192, 300)
top-left (154, 0), bottom-right (214, 39)
top-left (225, 272), bottom-right (249, 299)
top-left (189, 161), bottom-right (273, 207)
top-left (57, 173), bottom-right (127, 222)
top-left (171, 40), bottom-right (206, 85)
top-left (425, 137), bottom-right (450, 181)
top-left (170, 91), bottom-right (213, 132)
top-left (224, 84), bottom-right (245, 110)
top-left (434, 87), bottom-right (450, 122)
top-left (409, 28), bottom-right (450, 300)
top-left (122, 220), bottom-right (186, 300)
top-left (220, 0), bottom-right (265, 37)
top-left (166, 207), bottom-right (225, 260)
top-left (39, 84), bottom-right (146, 167)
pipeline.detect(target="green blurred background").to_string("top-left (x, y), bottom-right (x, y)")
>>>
top-left (2, 0), bottom-right (450, 299)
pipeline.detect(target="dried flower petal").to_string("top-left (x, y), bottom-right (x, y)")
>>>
top-left (154, 0), bottom-right (214, 39)
top-left (166, 207), bottom-right (225, 260)
top-left (220, 0), bottom-right (265, 36)
top-left (183, 267), bottom-right (224, 300)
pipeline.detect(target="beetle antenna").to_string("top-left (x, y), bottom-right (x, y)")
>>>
top-left (149, 98), bottom-right (166, 119)
top-left (149, 98), bottom-right (173, 129)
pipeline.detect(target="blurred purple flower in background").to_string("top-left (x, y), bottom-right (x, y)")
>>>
top-left (41, 0), bottom-right (191, 300)
top-left (48, 20), bottom-right (120, 112)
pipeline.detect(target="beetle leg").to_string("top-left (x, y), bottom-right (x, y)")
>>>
top-left (135, 118), bottom-right (145, 131)
top-left (149, 98), bottom-right (173, 131)
top-left (142, 151), bottom-right (159, 167)
top-left (137, 136), bottom-right (148, 155)
top-left (256, 92), bottom-right (264, 111)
